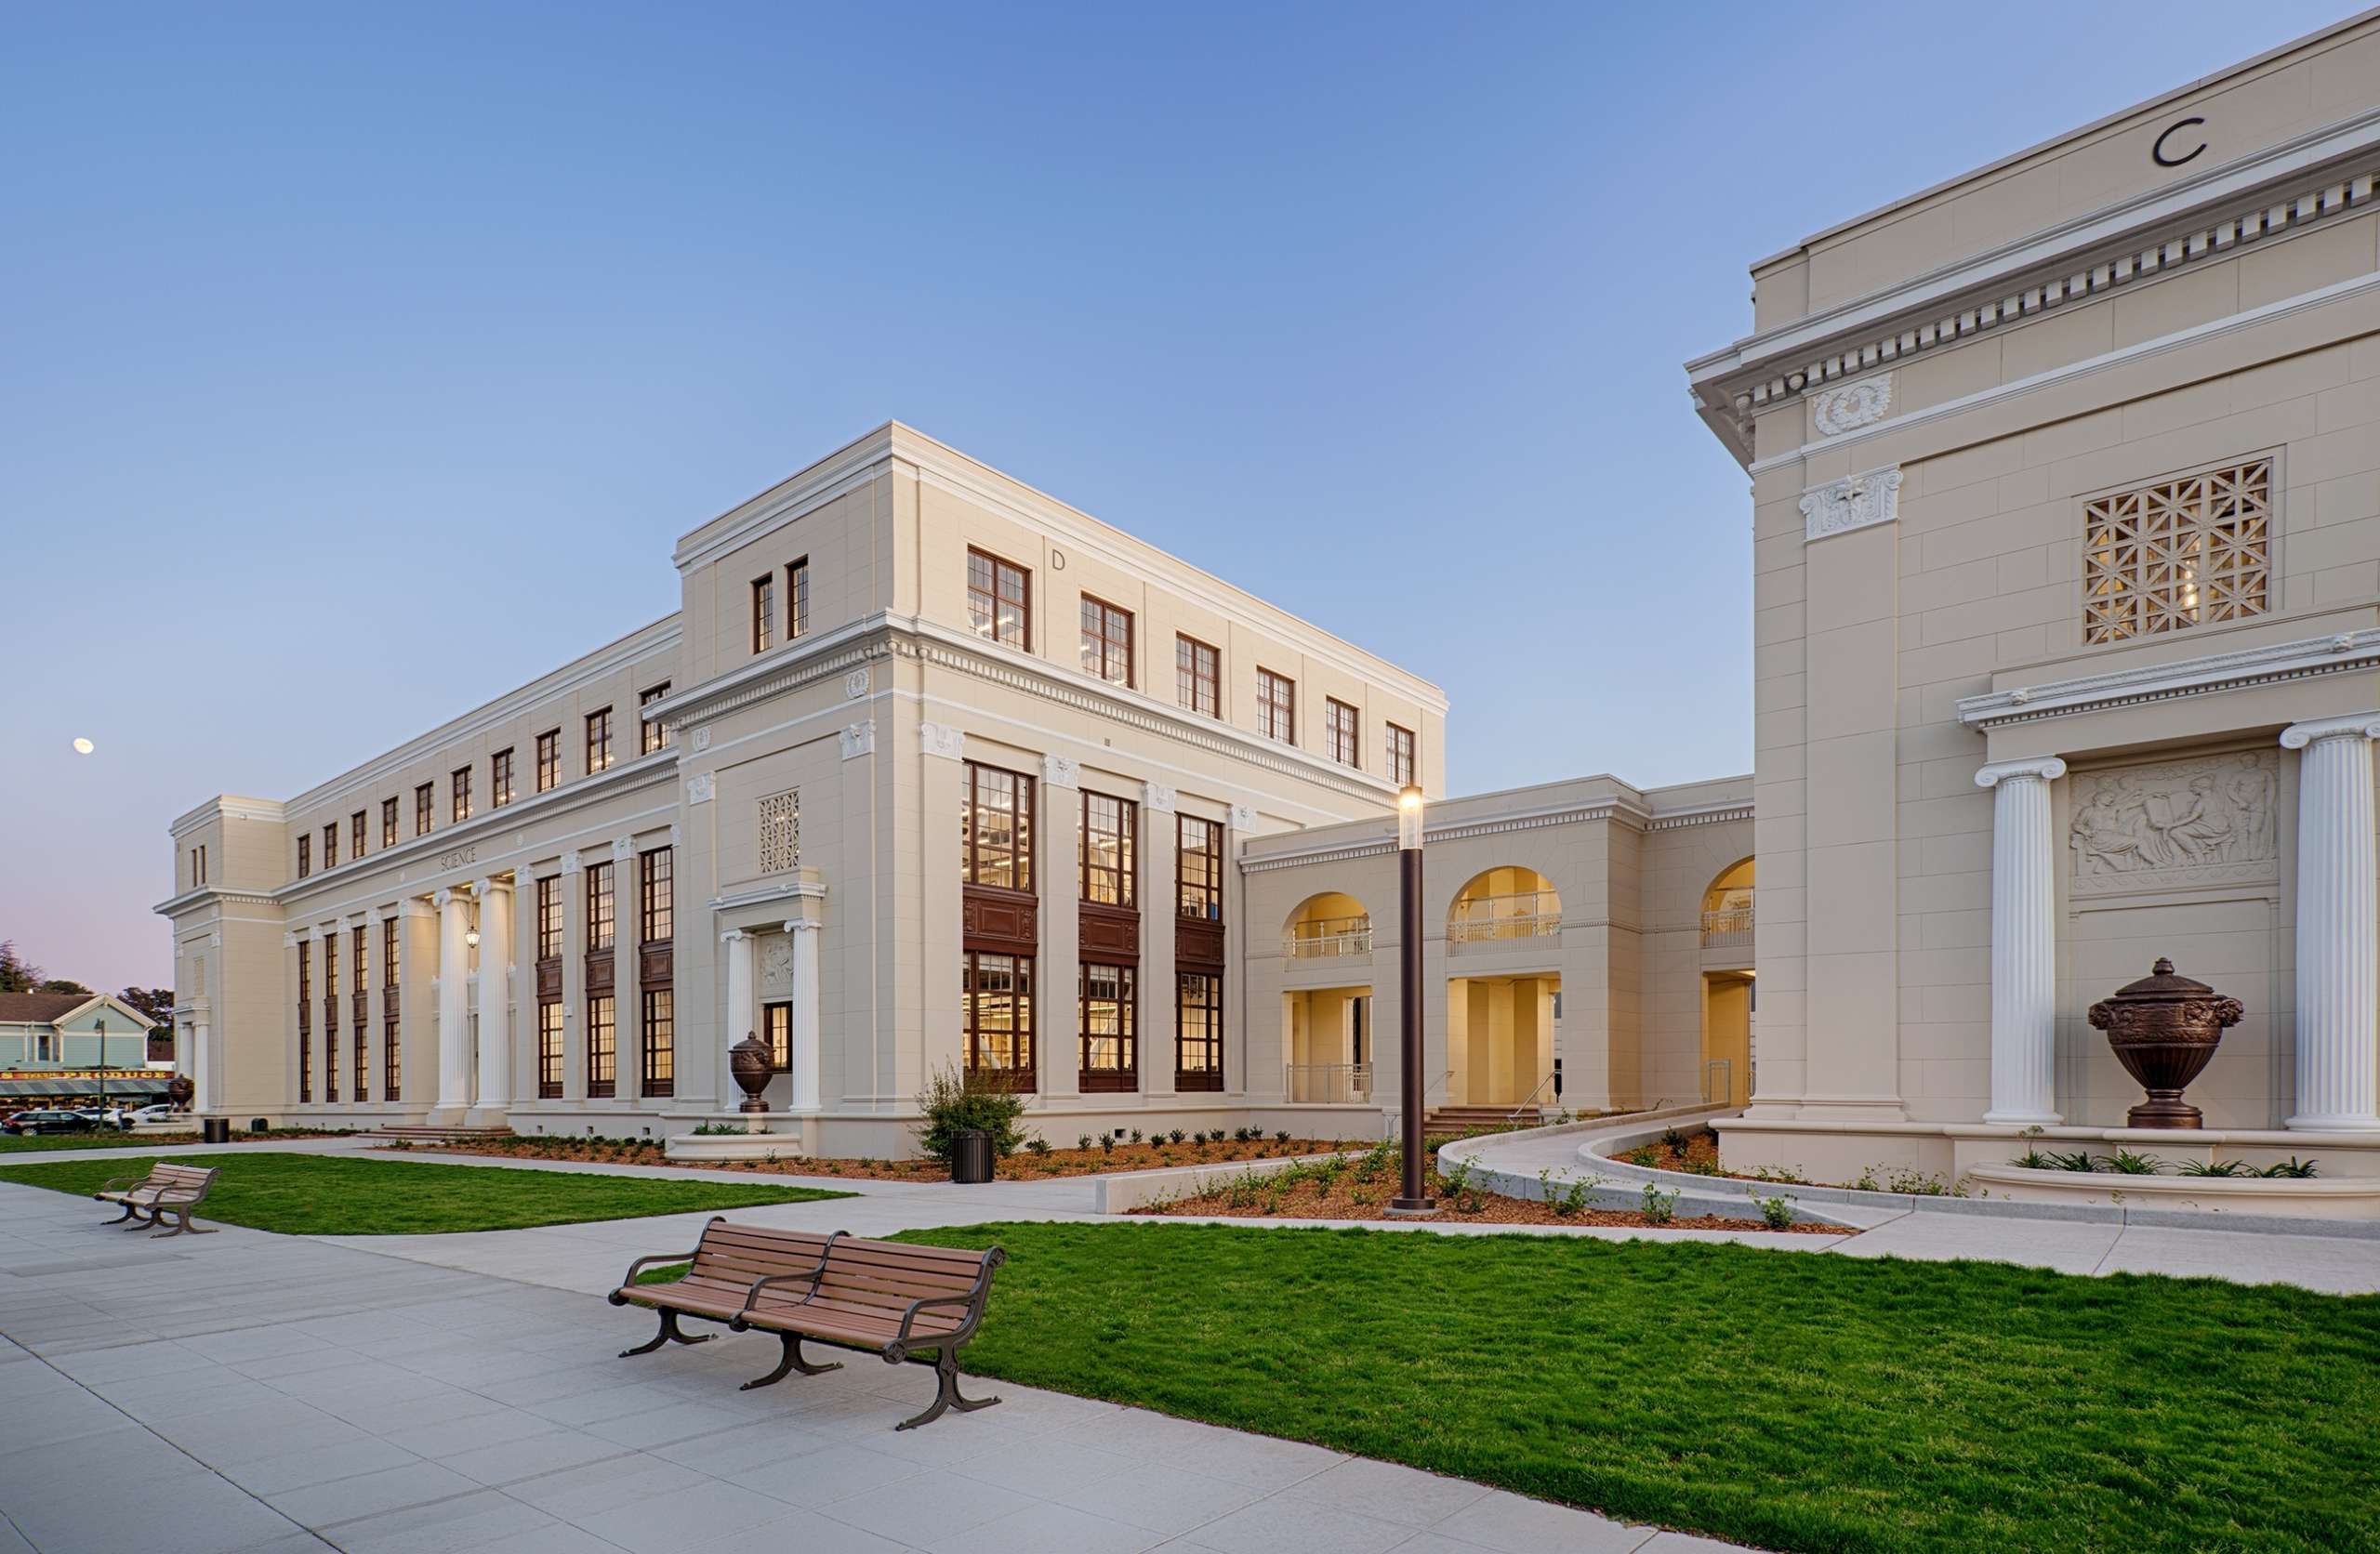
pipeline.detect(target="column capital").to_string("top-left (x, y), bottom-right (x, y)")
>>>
top-left (782, 917), bottom-right (822, 935)
top-left (432, 888), bottom-right (457, 910)
top-left (1041, 753), bottom-right (1080, 789)
top-left (473, 876), bottom-right (512, 899)
top-left (2281, 713), bottom-right (2380, 750)
top-left (1976, 757), bottom-right (2067, 789)
top-left (560, 849), bottom-right (581, 872)
top-left (920, 721), bottom-right (966, 761)
top-left (1142, 779), bottom-right (1176, 813)
top-left (1800, 464), bottom-right (1903, 544)
top-left (721, 928), bottom-right (747, 945)
top-left (839, 720), bottom-right (876, 760)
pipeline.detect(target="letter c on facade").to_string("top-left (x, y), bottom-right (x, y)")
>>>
top-left (2152, 117), bottom-right (2207, 168)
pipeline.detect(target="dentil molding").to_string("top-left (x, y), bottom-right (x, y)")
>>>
top-left (1800, 466), bottom-right (1902, 543)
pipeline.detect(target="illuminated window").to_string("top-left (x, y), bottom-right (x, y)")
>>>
top-left (962, 951), bottom-right (1034, 1086)
top-left (961, 763), bottom-right (1034, 891)
top-left (537, 1001), bottom-right (563, 1098)
top-left (1079, 963), bottom-right (1136, 1092)
top-left (641, 988), bottom-right (673, 1096)
top-left (1257, 669), bottom-right (1295, 744)
top-left (1177, 814), bottom-right (1222, 921)
top-left (966, 548), bottom-right (1030, 648)
top-left (1079, 596), bottom-right (1132, 686)
top-left (752, 573), bottom-right (775, 653)
top-left (491, 748), bottom-right (514, 808)
top-left (1081, 792), bottom-right (1135, 908)
top-left (759, 790), bottom-right (800, 875)
top-left (451, 766), bottom-right (473, 823)
top-left (586, 708), bottom-right (614, 773)
top-left (1176, 971), bottom-right (1223, 1090)
top-left (640, 685), bottom-right (670, 754)
top-left (1326, 699), bottom-right (1359, 767)
top-left (587, 994), bottom-right (615, 1098)
top-left (1387, 724), bottom-right (1416, 787)
top-left (1176, 634), bottom-right (1219, 717)
top-left (536, 730), bottom-right (560, 792)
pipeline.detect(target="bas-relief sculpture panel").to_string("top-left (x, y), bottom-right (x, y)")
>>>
top-left (760, 934), bottom-right (794, 998)
top-left (2068, 752), bottom-right (2279, 899)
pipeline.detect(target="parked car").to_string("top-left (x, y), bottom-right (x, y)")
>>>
top-left (126, 1104), bottom-right (176, 1126)
top-left (3, 1110), bottom-right (100, 1135)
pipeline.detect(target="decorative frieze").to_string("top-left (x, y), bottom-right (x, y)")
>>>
top-left (839, 720), bottom-right (875, 759)
top-left (1142, 780), bottom-right (1177, 813)
top-left (1811, 373), bottom-right (1892, 436)
top-left (2069, 751), bottom-right (2279, 898)
top-left (920, 721), bottom-right (966, 762)
top-left (1042, 754), bottom-right (1080, 789)
top-left (843, 668), bottom-right (870, 700)
top-left (1799, 466), bottom-right (1902, 543)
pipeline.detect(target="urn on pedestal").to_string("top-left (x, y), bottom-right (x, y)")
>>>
top-left (729, 1031), bottom-right (775, 1115)
top-left (2088, 958), bottom-right (2243, 1128)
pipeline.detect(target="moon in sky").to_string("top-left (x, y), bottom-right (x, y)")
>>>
top-left (72, 737), bottom-right (94, 755)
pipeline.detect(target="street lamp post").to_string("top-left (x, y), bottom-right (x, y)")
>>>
top-left (1387, 784), bottom-right (1437, 1217)
top-left (94, 1017), bottom-right (107, 1119)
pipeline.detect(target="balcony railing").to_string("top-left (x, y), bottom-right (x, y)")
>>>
top-left (1448, 889), bottom-right (1562, 945)
top-left (1284, 916), bottom-right (1372, 958)
top-left (1701, 891), bottom-right (1753, 951)
top-left (1286, 1061), bottom-right (1373, 1104)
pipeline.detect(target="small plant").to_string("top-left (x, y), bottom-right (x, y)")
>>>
top-left (1099, 1135), bottom-right (1114, 1155)
top-left (1884, 1166), bottom-right (1951, 1194)
top-left (2178, 1157), bottom-right (2252, 1177)
top-left (2042, 1150), bottom-right (2102, 1173)
top-left (1660, 1126), bottom-right (1689, 1154)
top-left (1077, 1133), bottom-right (1093, 1152)
top-left (388, 1138), bottom-right (413, 1151)
top-left (2259, 1157), bottom-right (2320, 1179)
top-left (692, 1121), bottom-right (746, 1136)
top-left (1749, 1190), bottom-right (1794, 1230)
top-left (1275, 1130), bottom-right (1291, 1144)
top-left (1627, 1145), bottom-right (1659, 1167)
top-left (1128, 1128), bottom-right (1144, 1146)
top-left (1850, 1166), bottom-right (1880, 1192)
top-left (2104, 1149), bottom-right (2166, 1176)
top-left (1168, 1129), bottom-right (1185, 1145)
top-left (2011, 1147), bottom-right (2055, 1169)
top-left (1441, 1157), bottom-right (1474, 1197)
top-left (1025, 1136), bottom-right (1051, 1155)
top-left (1556, 1176), bottom-right (1593, 1218)
top-left (1640, 1183), bottom-right (1678, 1225)
top-left (1683, 1159), bottom-right (1722, 1178)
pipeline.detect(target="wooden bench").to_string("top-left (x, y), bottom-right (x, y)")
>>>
top-left (610, 1218), bottom-right (1008, 1429)
top-left (93, 1163), bottom-right (220, 1238)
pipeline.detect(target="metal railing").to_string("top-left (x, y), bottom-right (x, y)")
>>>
top-left (1702, 1058), bottom-right (1733, 1106)
top-left (1508, 1071), bottom-right (1558, 1123)
top-left (1448, 890), bottom-right (1562, 945)
top-left (1700, 893), bottom-right (1753, 950)
top-left (1284, 915), bottom-right (1372, 958)
top-left (1286, 1062), bottom-right (1373, 1104)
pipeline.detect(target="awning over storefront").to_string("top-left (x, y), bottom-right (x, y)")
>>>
top-left (0, 1076), bottom-right (174, 1099)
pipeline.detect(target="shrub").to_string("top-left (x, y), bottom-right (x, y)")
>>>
top-left (1660, 1126), bottom-right (1690, 1154)
top-left (2042, 1150), bottom-right (2102, 1173)
top-left (911, 1062), bottom-right (1028, 1166)
top-left (2105, 1149), bottom-right (2166, 1176)
top-left (2260, 1156), bottom-right (2319, 1179)
top-left (2178, 1157), bottom-right (2252, 1177)
top-left (1627, 1145), bottom-right (1659, 1167)
top-left (1556, 1176), bottom-right (1593, 1218)
top-left (1640, 1183), bottom-right (1678, 1225)
top-left (1168, 1129), bottom-right (1185, 1145)
top-left (1275, 1130), bottom-right (1290, 1144)
top-left (1750, 1191), bottom-right (1794, 1230)
top-left (692, 1121), bottom-right (746, 1137)
top-left (1025, 1136), bottom-right (1051, 1156)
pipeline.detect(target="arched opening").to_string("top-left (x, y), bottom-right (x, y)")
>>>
top-left (1447, 867), bottom-right (1561, 945)
top-left (1700, 857), bottom-right (1753, 949)
top-left (1444, 868), bottom-right (1563, 1112)
top-left (1279, 893), bottom-right (1374, 1104)
top-left (1281, 892), bottom-right (1371, 959)
top-left (1699, 856), bottom-right (1756, 1105)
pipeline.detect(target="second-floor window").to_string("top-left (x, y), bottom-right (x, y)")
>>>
top-left (961, 761), bottom-right (1034, 891)
top-left (1178, 814), bottom-right (1222, 921)
top-left (1081, 792), bottom-right (1136, 907)
top-left (752, 573), bottom-right (775, 653)
top-left (296, 835), bottom-right (311, 878)
top-left (1387, 723), bottom-right (1416, 787)
top-left (1257, 668), bottom-right (1296, 744)
top-left (536, 875), bottom-right (562, 960)
top-left (640, 684), bottom-right (670, 755)
top-left (381, 797), bottom-right (398, 848)
top-left (414, 784), bottom-right (433, 836)
top-left (1079, 596), bottom-right (1132, 686)
top-left (536, 730), bottom-right (560, 792)
top-left (785, 558), bottom-right (810, 641)
top-left (491, 748), bottom-right (515, 808)
top-left (350, 811), bottom-right (366, 860)
top-left (1326, 699), bottom-right (1360, 767)
top-left (586, 861), bottom-right (615, 951)
top-left (966, 548), bottom-right (1029, 648)
top-left (322, 823), bottom-right (338, 870)
top-left (586, 708), bottom-right (614, 774)
top-left (1176, 634), bottom-right (1219, 717)
top-left (451, 766), bottom-right (473, 823)
top-left (191, 844), bottom-right (206, 887)
top-left (641, 847), bottom-right (673, 942)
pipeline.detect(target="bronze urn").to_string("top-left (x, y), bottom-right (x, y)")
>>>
top-left (728, 1030), bottom-right (775, 1114)
top-left (2087, 958), bottom-right (2242, 1129)
top-left (166, 1073), bottom-right (196, 1111)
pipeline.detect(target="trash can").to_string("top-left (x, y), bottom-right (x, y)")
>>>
top-left (202, 1116), bottom-right (231, 1145)
top-left (951, 1128), bottom-right (995, 1184)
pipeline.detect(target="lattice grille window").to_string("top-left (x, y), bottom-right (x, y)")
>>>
top-left (2083, 459), bottom-right (2270, 644)
top-left (758, 789), bottom-right (800, 874)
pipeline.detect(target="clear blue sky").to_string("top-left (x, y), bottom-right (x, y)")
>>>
top-left (3, 1), bottom-right (2355, 993)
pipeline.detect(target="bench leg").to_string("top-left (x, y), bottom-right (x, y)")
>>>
top-left (741, 1333), bottom-right (841, 1391)
top-left (896, 1348), bottom-right (999, 1431)
top-left (152, 1207), bottom-right (215, 1239)
top-left (619, 1309), bottom-right (712, 1358)
top-left (119, 1205), bottom-right (158, 1231)
top-left (100, 1200), bottom-right (139, 1225)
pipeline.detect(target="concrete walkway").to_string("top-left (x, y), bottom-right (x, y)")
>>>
top-left (0, 1181), bottom-right (1739, 1554)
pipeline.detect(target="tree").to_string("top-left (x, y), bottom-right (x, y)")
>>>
top-left (33, 978), bottom-right (93, 997)
top-left (0, 942), bottom-right (39, 994)
top-left (119, 987), bottom-right (176, 1026)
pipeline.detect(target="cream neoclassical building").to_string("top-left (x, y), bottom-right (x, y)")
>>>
top-left (1687, 11), bottom-right (2380, 1179)
top-left (155, 424), bottom-right (1755, 1153)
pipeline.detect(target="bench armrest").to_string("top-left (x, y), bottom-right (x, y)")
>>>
top-left (738, 1231), bottom-right (851, 1315)
top-left (96, 1174), bottom-right (143, 1194)
top-left (615, 1249), bottom-right (703, 1290)
top-left (892, 1294), bottom-right (979, 1346)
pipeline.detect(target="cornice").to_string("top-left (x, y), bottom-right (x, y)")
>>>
top-left (169, 796), bottom-right (284, 838)
top-left (1689, 112), bottom-right (2380, 462)
top-left (151, 887), bottom-right (280, 918)
top-left (1240, 796), bottom-right (1752, 873)
top-left (1957, 628), bottom-right (2380, 731)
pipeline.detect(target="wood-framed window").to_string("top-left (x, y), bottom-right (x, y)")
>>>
top-left (1256, 668), bottom-right (1295, 744)
top-left (640, 847), bottom-right (673, 943)
top-left (296, 834), bottom-right (311, 879)
top-left (491, 748), bottom-right (515, 809)
top-left (640, 684), bottom-right (670, 755)
top-left (966, 547), bottom-right (1030, 648)
top-left (536, 730), bottom-right (560, 793)
top-left (1079, 595), bottom-right (1132, 686)
top-left (415, 784), bottom-right (433, 836)
top-left (1176, 634), bottom-right (1219, 718)
top-left (381, 797), bottom-right (398, 848)
top-left (1325, 698), bottom-right (1360, 768)
top-left (382, 916), bottom-right (401, 1100)
top-left (321, 932), bottom-right (338, 1103)
top-left (752, 573), bottom-right (775, 654)
top-left (322, 823), bottom-right (338, 870)
top-left (641, 988), bottom-right (673, 1097)
top-left (191, 844), bottom-right (206, 887)
top-left (350, 811), bottom-right (367, 860)
top-left (586, 994), bottom-right (615, 1098)
top-left (961, 762), bottom-right (1035, 892)
top-left (351, 924), bottom-right (369, 1102)
top-left (296, 940), bottom-right (311, 1101)
top-left (536, 1000), bottom-right (563, 1098)
top-left (962, 951), bottom-right (1034, 1086)
top-left (785, 558), bottom-right (810, 641)
top-left (762, 1000), bottom-right (791, 1071)
top-left (1081, 792), bottom-right (1136, 908)
top-left (586, 861), bottom-right (615, 952)
top-left (1177, 814), bottom-right (1222, 921)
top-left (451, 766), bottom-right (473, 823)
top-left (1079, 962), bottom-right (1136, 1092)
top-left (586, 708), bottom-right (614, 774)
top-left (1387, 723), bottom-right (1416, 787)
top-left (1176, 970), bottom-right (1223, 1090)
top-left (536, 875), bottom-right (562, 960)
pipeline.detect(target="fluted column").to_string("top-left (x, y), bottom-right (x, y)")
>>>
top-left (472, 878), bottom-right (514, 1117)
top-left (785, 918), bottom-right (822, 1112)
top-left (2283, 715), bottom-right (2380, 1132)
top-left (434, 889), bottom-right (472, 1118)
top-left (722, 928), bottom-right (756, 1072)
top-left (1977, 757), bottom-right (2066, 1126)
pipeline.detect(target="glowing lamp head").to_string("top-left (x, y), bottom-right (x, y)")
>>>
top-left (1397, 784), bottom-right (1425, 850)
top-left (464, 928), bottom-right (481, 949)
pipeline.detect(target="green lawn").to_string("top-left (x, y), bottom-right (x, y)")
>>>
top-left (891, 1221), bottom-right (2380, 1554)
top-left (0, 1131), bottom-right (202, 1153)
top-left (0, 1152), bottom-right (853, 1234)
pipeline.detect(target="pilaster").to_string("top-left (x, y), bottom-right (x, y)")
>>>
top-left (2281, 716), bottom-right (2380, 1131)
top-left (1977, 757), bottom-right (2067, 1126)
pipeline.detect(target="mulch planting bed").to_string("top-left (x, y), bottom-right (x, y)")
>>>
top-left (414, 1133), bottom-right (1356, 1180)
